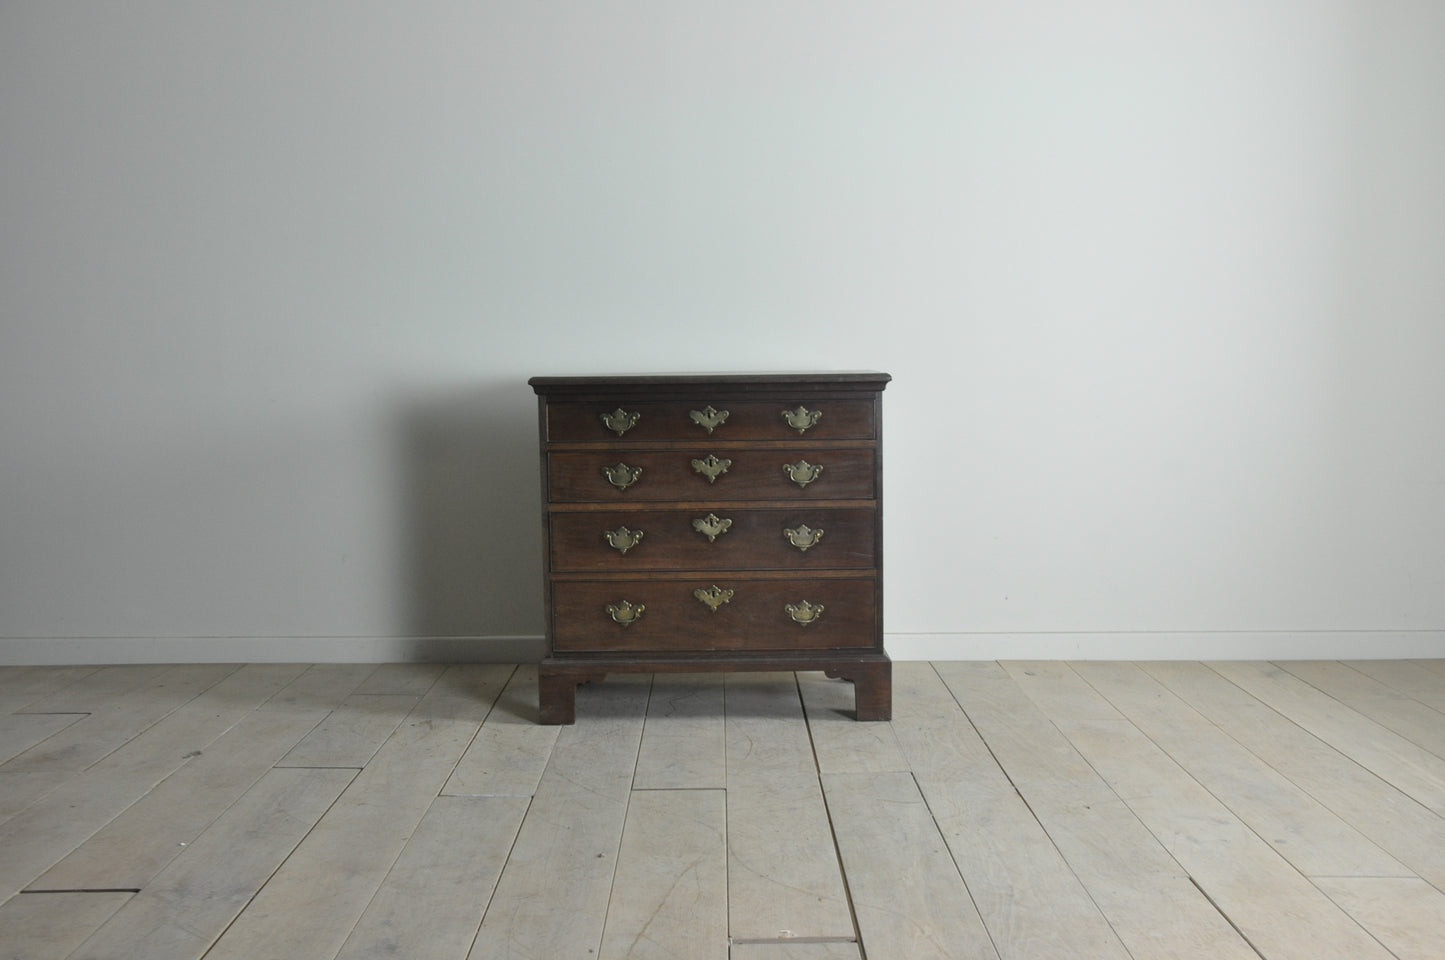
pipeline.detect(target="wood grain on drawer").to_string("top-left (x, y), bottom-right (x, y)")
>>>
top-left (546, 448), bottom-right (875, 502)
top-left (549, 507), bottom-right (876, 572)
top-left (545, 399), bottom-right (876, 444)
top-left (551, 578), bottom-right (878, 653)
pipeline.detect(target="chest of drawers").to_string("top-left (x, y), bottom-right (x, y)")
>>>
top-left (529, 372), bottom-right (891, 723)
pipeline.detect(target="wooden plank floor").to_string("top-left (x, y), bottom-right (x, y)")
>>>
top-left (1, 660), bottom-right (1444, 959)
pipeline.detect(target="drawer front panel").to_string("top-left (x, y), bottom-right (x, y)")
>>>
top-left (551, 578), bottom-right (878, 653)
top-left (547, 448), bottom-right (875, 502)
top-left (546, 399), bottom-right (876, 444)
top-left (549, 507), bottom-right (876, 572)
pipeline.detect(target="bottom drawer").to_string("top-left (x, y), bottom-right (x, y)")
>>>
top-left (551, 577), bottom-right (878, 654)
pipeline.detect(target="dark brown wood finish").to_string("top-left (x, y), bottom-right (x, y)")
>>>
top-left (550, 577), bottom-right (879, 653)
top-left (545, 398), bottom-right (879, 443)
top-left (545, 447), bottom-right (876, 502)
top-left (548, 506), bottom-right (878, 572)
top-left (530, 372), bottom-right (891, 723)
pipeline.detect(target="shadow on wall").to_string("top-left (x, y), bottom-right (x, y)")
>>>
top-left (394, 379), bottom-right (545, 662)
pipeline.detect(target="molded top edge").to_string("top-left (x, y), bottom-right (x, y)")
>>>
top-left (529, 372), bottom-right (891, 394)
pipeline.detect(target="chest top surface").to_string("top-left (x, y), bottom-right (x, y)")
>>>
top-left (530, 371), bottom-right (889, 395)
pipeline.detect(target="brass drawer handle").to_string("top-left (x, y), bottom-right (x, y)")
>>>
top-left (692, 513), bottom-right (733, 542)
top-left (694, 585), bottom-right (735, 612)
top-left (782, 405), bottom-right (822, 434)
top-left (783, 524), bottom-right (824, 552)
top-left (604, 526), bottom-right (644, 554)
top-left (601, 408), bottom-right (641, 437)
top-left (691, 455), bottom-right (732, 483)
top-left (605, 600), bottom-right (646, 626)
top-left (782, 459), bottom-right (823, 488)
top-left (785, 600), bottom-right (825, 625)
top-left (602, 462), bottom-right (642, 491)
top-left (689, 405), bottom-right (729, 434)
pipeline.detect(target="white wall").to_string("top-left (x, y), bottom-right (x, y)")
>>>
top-left (3, 1), bottom-right (1443, 663)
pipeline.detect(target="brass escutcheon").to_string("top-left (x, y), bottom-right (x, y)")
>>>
top-left (785, 600), bottom-right (825, 625)
top-left (783, 524), bottom-right (824, 552)
top-left (693, 585), bottom-right (735, 612)
top-left (782, 459), bottom-right (823, 488)
top-left (602, 462), bottom-right (643, 491)
top-left (689, 405), bottom-right (730, 434)
top-left (781, 405), bottom-right (823, 434)
top-left (601, 408), bottom-right (641, 436)
top-left (692, 513), bottom-right (733, 542)
top-left (691, 454), bottom-right (732, 483)
top-left (604, 526), bottom-right (644, 554)
top-left (605, 600), bottom-right (645, 626)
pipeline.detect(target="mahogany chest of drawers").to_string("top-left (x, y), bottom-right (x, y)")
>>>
top-left (528, 372), bottom-right (891, 723)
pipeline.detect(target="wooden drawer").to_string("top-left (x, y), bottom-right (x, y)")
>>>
top-left (545, 399), bottom-right (876, 444)
top-left (550, 577), bottom-right (878, 653)
top-left (546, 447), bottom-right (875, 502)
top-left (549, 506), bottom-right (876, 572)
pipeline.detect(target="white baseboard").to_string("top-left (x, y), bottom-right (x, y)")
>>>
top-left (884, 631), bottom-right (1445, 661)
top-left (2, 631), bottom-right (1441, 665)
top-left (0, 635), bottom-right (546, 665)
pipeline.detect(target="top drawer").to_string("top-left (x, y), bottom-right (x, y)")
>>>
top-left (545, 398), bottom-right (876, 444)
